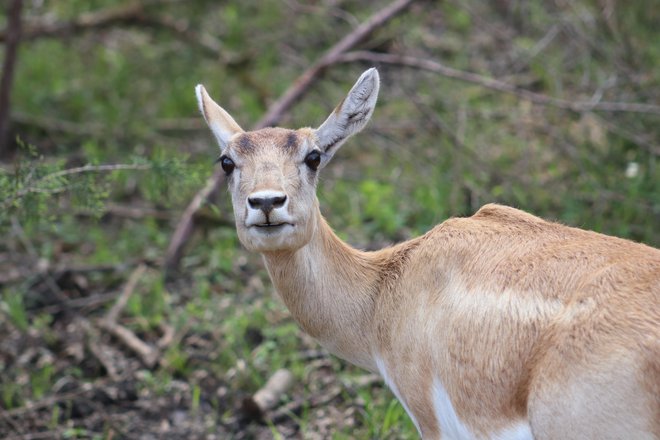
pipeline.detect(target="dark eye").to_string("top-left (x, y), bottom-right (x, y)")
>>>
top-left (304, 150), bottom-right (322, 171)
top-left (218, 155), bottom-right (235, 175)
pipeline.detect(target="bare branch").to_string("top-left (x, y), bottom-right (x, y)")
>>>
top-left (38, 163), bottom-right (151, 180)
top-left (99, 263), bottom-right (159, 368)
top-left (0, 0), bottom-right (177, 41)
top-left (104, 264), bottom-right (147, 323)
top-left (98, 319), bottom-right (160, 368)
top-left (164, 167), bottom-right (226, 274)
top-left (337, 51), bottom-right (660, 116)
top-left (0, 0), bottom-right (235, 63)
top-left (256, 0), bottom-right (415, 128)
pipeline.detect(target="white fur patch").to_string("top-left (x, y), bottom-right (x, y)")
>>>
top-left (432, 378), bottom-right (533, 440)
top-left (432, 377), bottom-right (475, 439)
top-left (374, 355), bottom-right (422, 436)
top-left (374, 358), bottom-right (533, 439)
top-left (492, 423), bottom-right (534, 440)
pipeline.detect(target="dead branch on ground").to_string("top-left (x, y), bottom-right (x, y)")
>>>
top-left (97, 264), bottom-right (161, 368)
top-left (241, 369), bottom-right (295, 419)
top-left (104, 264), bottom-right (147, 323)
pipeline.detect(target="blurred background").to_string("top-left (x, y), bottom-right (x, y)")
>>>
top-left (0, 0), bottom-right (658, 438)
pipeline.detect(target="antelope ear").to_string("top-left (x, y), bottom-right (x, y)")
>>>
top-left (195, 84), bottom-right (244, 149)
top-left (314, 68), bottom-right (379, 161)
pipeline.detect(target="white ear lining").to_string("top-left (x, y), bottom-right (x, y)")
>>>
top-left (314, 68), bottom-right (380, 156)
top-left (195, 84), bottom-right (244, 150)
top-left (195, 84), bottom-right (209, 123)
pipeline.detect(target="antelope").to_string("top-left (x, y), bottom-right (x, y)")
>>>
top-left (195, 68), bottom-right (660, 439)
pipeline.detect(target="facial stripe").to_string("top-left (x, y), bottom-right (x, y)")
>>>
top-left (236, 134), bottom-right (254, 152)
top-left (284, 132), bottom-right (299, 150)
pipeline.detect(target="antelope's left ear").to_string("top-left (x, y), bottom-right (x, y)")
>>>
top-left (314, 68), bottom-right (379, 161)
top-left (195, 84), bottom-right (244, 150)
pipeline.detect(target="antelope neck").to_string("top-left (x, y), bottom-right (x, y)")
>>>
top-left (262, 208), bottom-right (381, 370)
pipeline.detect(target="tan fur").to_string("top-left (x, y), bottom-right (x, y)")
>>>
top-left (196, 71), bottom-right (660, 439)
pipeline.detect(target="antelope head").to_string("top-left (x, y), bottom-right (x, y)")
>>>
top-left (195, 68), bottom-right (380, 253)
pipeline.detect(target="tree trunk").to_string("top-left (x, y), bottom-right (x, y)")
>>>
top-left (0, 0), bottom-right (23, 155)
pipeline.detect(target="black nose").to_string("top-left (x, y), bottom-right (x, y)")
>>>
top-left (248, 194), bottom-right (287, 213)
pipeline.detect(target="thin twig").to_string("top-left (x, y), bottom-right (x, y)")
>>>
top-left (337, 51), bottom-right (660, 115)
top-left (163, 0), bottom-right (415, 274)
top-left (268, 385), bottom-right (343, 424)
top-left (98, 263), bottom-right (160, 368)
top-left (2, 163), bottom-right (151, 211)
top-left (83, 319), bottom-right (121, 381)
top-left (104, 263), bottom-right (147, 323)
top-left (39, 163), bottom-right (152, 180)
top-left (98, 319), bottom-right (160, 368)
top-left (91, 264), bottom-right (158, 369)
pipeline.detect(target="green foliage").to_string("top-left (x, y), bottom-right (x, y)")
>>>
top-left (0, 141), bottom-right (200, 235)
top-left (1, 289), bottom-right (29, 332)
top-left (30, 364), bottom-right (55, 400)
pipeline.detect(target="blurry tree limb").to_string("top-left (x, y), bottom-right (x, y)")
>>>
top-left (0, 1), bottom-right (148, 42)
top-left (338, 51), bottom-right (660, 116)
top-left (255, 0), bottom-right (414, 128)
top-left (164, 167), bottom-right (225, 274)
top-left (12, 112), bottom-right (204, 141)
top-left (0, 0), bottom-right (238, 64)
top-left (163, 0), bottom-right (414, 274)
top-left (12, 111), bottom-right (108, 136)
top-left (0, 0), bottom-right (178, 42)
top-left (0, 0), bottom-right (23, 155)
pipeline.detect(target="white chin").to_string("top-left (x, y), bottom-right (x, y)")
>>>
top-left (243, 224), bottom-right (297, 251)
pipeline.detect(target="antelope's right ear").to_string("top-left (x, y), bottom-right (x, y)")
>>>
top-left (314, 68), bottom-right (379, 161)
top-left (195, 84), bottom-right (244, 150)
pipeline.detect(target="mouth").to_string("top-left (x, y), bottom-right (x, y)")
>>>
top-left (250, 222), bottom-right (293, 232)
